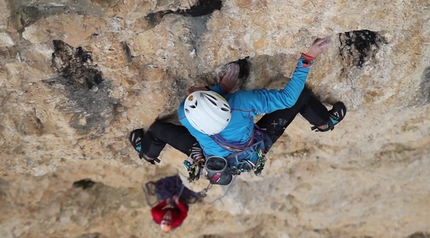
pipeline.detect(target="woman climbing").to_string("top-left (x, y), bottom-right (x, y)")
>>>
top-left (130, 37), bottom-right (347, 183)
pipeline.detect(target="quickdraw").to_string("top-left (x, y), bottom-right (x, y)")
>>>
top-left (183, 160), bottom-right (203, 182)
top-left (228, 146), bottom-right (267, 176)
top-left (253, 147), bottom-right (267, 176)
top-left (220, 126), bottom-right (268, 175)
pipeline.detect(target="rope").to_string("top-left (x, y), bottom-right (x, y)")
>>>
top-left (203, 175), bottom-right (237, 204)
top-left (177, 177), bottom-right (185, 198)
top-left (142, 182), bottom-right (158, 207)
top-left (176, 169), bottom-right (238, 204)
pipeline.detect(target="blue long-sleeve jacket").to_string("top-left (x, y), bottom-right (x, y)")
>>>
top-left (178, 55), bottom-right (314, 158)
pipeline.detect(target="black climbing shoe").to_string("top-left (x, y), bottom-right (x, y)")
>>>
top-left (312, 102), bottom-right (347, 132)
top-left (129, 128), bottom-right (144, 152)
top-left (129, 129), bottom-right (160, 164)
top-left (328, 101), bottom-right (347, 125)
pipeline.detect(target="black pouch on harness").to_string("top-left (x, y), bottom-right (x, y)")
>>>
top-left (205, 156), bottom-right (233, 186)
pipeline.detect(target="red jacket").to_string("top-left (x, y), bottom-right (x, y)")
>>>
top-left (151, 201), bottom-right (188, 229)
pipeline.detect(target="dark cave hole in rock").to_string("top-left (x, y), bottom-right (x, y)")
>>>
top-left (46, 40), bottom-right (119, 136)
top-left (73, 179), bottom-right (96, 190)
top-left (52, 40), bottom-right (103, 90)
top-left (144, 0), bottom-right (222, 27)
top-left (177, 0), bottom-right (222, 17)
top-left (339, 30), bottom-right (386, 68)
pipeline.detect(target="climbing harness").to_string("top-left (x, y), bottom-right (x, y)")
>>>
top-left (180, 126), bottom-right (272, 203)
top-left (210, 125), bottom-right (270, 176)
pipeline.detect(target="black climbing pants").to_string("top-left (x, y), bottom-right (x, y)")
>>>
top-left (256, 86), bottom-right (330, 145)
top-left (142, 87), bottom-right (330, 159)
top-left (141, 121), bottom-right (198, 159)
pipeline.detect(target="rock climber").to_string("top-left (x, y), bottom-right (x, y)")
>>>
top-left (178, 38), bottom-right (346, 183)
top-left (130, 38), bottom-right (346, 184)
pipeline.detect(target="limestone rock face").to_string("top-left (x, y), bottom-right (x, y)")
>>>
top-left (1, 0), bottom-right (430, 237)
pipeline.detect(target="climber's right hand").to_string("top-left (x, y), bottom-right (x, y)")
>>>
top-left (305, 38), bottom-right (329, 58)
top-left (220, 63), bottom-right (240, 93)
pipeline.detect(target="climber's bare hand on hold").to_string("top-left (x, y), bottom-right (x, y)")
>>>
top-left (305, 38), bottom-right (329, 58)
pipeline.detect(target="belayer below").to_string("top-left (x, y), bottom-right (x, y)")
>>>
top-left (144, 175), bottom-right (203, 232)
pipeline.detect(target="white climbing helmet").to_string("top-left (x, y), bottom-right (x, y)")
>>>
top-left (184, 90), bottom-right (231, 135)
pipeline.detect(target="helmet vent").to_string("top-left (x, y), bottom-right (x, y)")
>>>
top-left (206, 97), bottom-right (217, 106)
top-left (221, 107), bottom-right (229, 112)
top-left (204, 93), bottom-right (217, 101)
top-left (189, 101), bottom-right (197, 109)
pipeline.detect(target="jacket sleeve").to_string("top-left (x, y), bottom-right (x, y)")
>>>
top-left (171, 202), bottom-right (188, 228)
top-left (176, 201), bottom-right (188, 213)
top-left (150, 201), bottom-right (167, 224)
top-left (232, 54), bottom-right (314, 116)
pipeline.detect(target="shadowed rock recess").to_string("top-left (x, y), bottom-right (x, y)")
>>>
top-left (0, 0), bottom-right (429, 237)
top-left (145, 0), bottom-right (222, 29)
top-left (7, 0), bottom-right (106, 32)
top-left (45, 40), bottom-right (119, 136)
top-left (420, 67), bottom-right (430, 104)
top-left (339, 30), bottom-right (386, 68)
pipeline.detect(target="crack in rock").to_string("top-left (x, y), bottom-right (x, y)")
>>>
top-left (144, 0), bottom-right (222, 29)
top-left (75, 233), bottom-right (102, 238)
top-left (7, 0), bottom-right (105, 32)
top-left (73, 179), bottom-right (96, 190)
